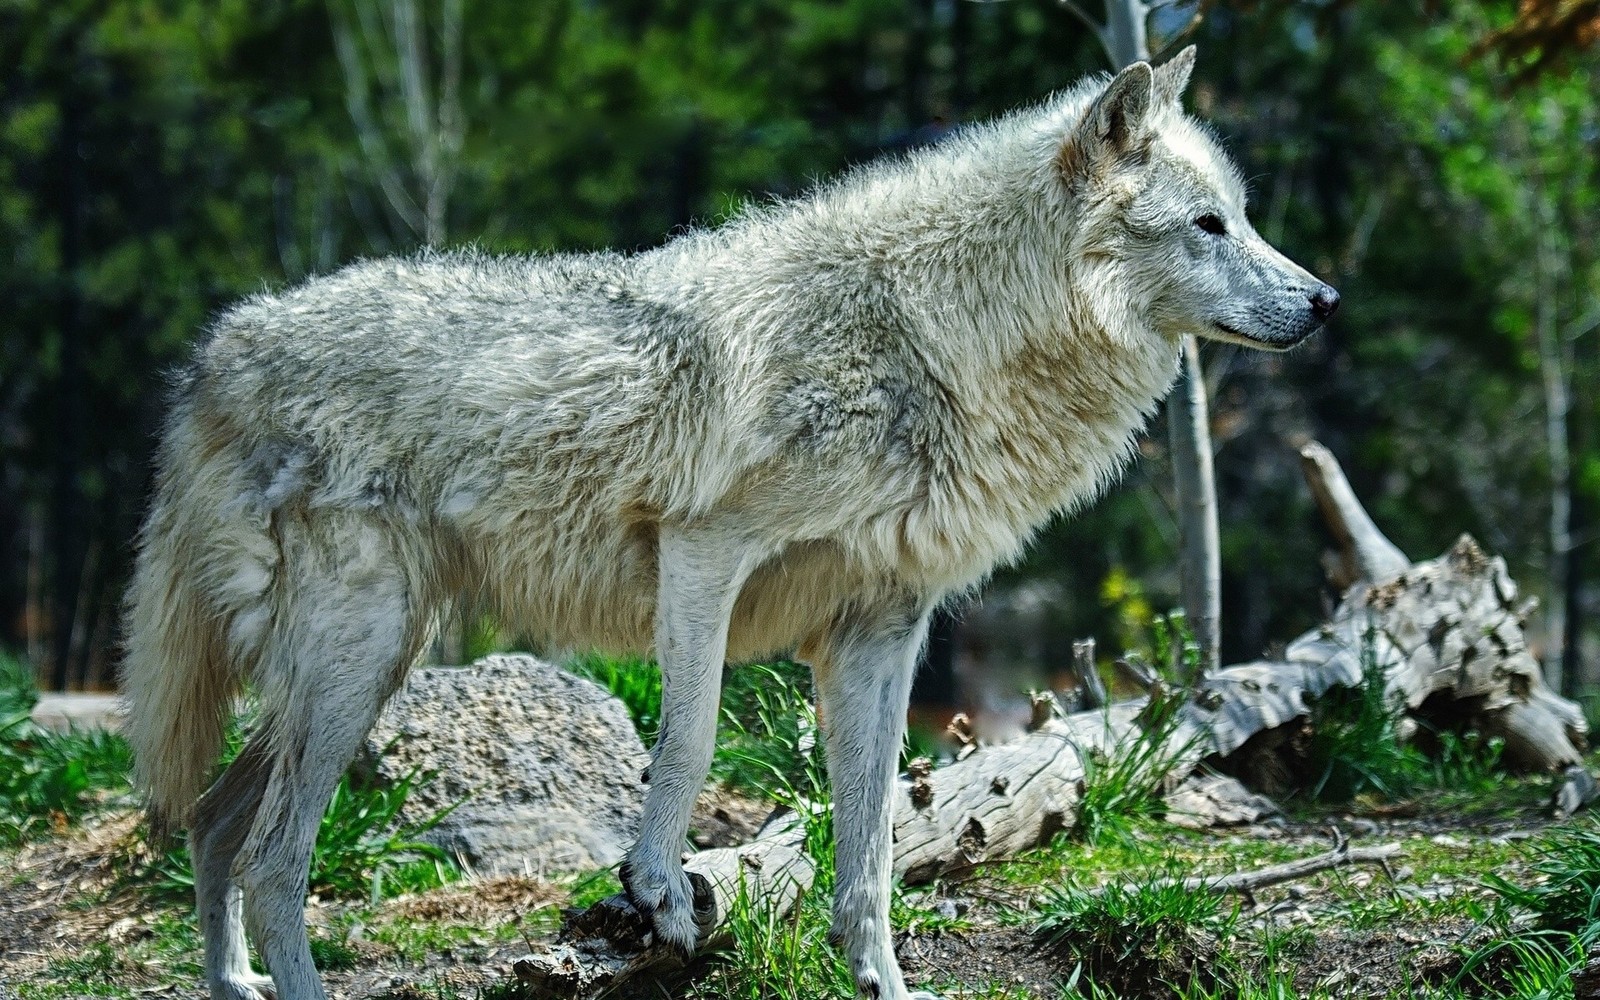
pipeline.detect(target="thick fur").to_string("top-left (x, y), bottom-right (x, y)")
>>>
top-left (123, 48), bottom-right (1334, 1000)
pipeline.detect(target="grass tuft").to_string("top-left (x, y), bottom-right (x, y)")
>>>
top-left (1038, 869), bottom-right (1240, 996)
top-left (0, 651), bottom-right (132, 845)
top-left (1070, 689), bottom-right (1191, 846)
top-left (1454, 817), bottom-right (1600, 997)
top-left (1299, 631), bottom-right (1505, 805)
top-left (138, 758), bottom-right (460, 903)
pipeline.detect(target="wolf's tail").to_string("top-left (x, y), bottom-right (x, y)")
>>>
top-left (121, 407), bottom-right (277, 839)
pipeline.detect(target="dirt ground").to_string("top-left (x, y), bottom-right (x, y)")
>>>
top-left (0, 788), bottom-right (1566, 1000)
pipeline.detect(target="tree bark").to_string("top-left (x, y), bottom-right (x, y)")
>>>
top-left (1168, 339), bottom-right (1222, 678)
top-left (1082, 0), bottom-right (1222, 678)
top-left (1533, 189), bottom-right (1571, 695)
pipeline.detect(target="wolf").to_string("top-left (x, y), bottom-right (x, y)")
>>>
top-left (122, 46), bottom-right (1335, 1000)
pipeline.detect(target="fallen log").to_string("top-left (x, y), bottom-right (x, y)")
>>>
top-left (892, 701), bottom-right (1156, 884)
top-left (1187, 443), bottom-right (1588, 776)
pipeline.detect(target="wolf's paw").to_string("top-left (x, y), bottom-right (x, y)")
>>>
top-left (829, 922), bottom-right (939, 1000)
top-left (619, 855), bottom-right (715, 958)
top-left (212, 973), bottom-right (277, 1000)
top-left (849, 968), bottom-right (944, 1000)
top-left (839, 946), bottom-right (930, 1000)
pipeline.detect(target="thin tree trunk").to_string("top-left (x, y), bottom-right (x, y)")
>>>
top-left (1533, 188), bottom-right (1570, 693)
top-left (1168, 339), bottom-right (1221, 678)
top-left (1087, 0), bottom-right (1222, 679)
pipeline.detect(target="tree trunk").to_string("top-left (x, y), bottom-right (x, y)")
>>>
top-left (1533, 190), bottom-right (1572, 695)
top-left (1168, 339), bottom-right (1222, 678)
top-left (1090, 0), bottom-right (1222, 678)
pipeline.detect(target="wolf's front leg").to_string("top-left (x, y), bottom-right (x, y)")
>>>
top-left (622, 525), bottom-right (768, 957)
top-left (813, 598), bottom-right (942, 1000)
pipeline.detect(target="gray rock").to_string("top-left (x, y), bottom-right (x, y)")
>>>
top-left (31, 692), bottom-right (126, 733)
top-left (364, 654), bottom-right (649, 874)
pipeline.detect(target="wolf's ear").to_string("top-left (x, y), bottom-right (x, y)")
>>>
top-left (1153, 45), bottom-right (1197, 108)
top-left (1062, 61), bottom-right (1154, 179)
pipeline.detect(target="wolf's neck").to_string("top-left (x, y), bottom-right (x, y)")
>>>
top-left (823, 123), bottom-right (1185, 551)
top-left (821, 125), bottom-right (1182, 457)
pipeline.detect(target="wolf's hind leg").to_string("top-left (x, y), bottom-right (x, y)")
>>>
top-left (192, 738), bottom-right (276, 1000)
top-left (812, 598), bottom-right (937, 1000)
top-left (233, 523), bottom-right (421, 1000)
top-left (621, 525), bottom-right (768, 957)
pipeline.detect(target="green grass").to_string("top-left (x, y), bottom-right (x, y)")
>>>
top-left (308, 931), bottom-right (362, 971)
top-left (565, 653), bottom-right (663, 742)
top-left (0, 652), bottom-right (133, 844)
top-left (712, 662), bottom-right (827, 807)
top-left (138, 753), bottom-right (461, 904)
top-left (688, 873), bottom-right (856, 1000)
top-left (1071, 690), bottom-right (1193, 847)
top-left (1036, 867), bottom-right (1241, 995)
top-left (1450, 817), bottom-right (1600, 998)
top-left (1299, 634), bottom-right (1506, 805)
top-left (565, 655), bottom-right (832, 801)
top-left (309, 764), bottom-right (459, 900)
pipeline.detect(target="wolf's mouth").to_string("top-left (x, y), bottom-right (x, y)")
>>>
top-left (1210, 320), bottom-right (1306, 352)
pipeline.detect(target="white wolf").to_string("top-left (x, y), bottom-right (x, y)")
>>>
top-left (123, 47), bottom-right (1335, 1000)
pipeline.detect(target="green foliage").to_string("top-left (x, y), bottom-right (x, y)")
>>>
top-left (1070, 691), bottom-right (1191, 846)
top-left (1300, 636), bottom-right (1506, 804)
top-left (0, 652), bottom-right (131, 844)
top-left (311, 765), bottom-right (459, 900)
top-left (565, 653), bottom-right (663, 742)
top-left (1302, 645), bottom-right (1425, 803)
top-left (689, 873), bottom-right (855, 1000)
top-left (1151, 610), bottom-right (1202, 683)
top-left (711, 662), bottom-right (824, 803)
top-left (1488, 818), bottom-right (1600, 936)
top-left (564, 656), bottom-right (832, 796)
top-left (308, 932), bottom-right (361, 972)
top-left (1451, 818), bottom-right (1600, 998)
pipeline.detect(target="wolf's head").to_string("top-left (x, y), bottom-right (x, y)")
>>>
top-left (1057, 47), bottom-right (1337, 351)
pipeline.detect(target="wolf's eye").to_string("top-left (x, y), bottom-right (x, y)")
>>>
top-left (1194, 214), bottom-right (1227, 236)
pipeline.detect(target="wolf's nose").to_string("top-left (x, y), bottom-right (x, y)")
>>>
top-left (1309, 285), bottom-right (1340, 321)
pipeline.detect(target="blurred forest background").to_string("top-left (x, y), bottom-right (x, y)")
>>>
top-left (0, 0), bottom-right (1596, 702)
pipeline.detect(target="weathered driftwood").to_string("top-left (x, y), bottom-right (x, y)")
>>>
top-left (1173, 841), bottom-right (1400, 895)
top-left (1072, 638), bottom-right (1108, 710)
top-left (1300, 442), bottom-right (1409, 589)
top-left (1554, 765), bottom-right (1600, 818)
top-left (1164, 773), bottom-right (1280, 829)
top-left (893, 701), bottom-right (1155, 884)
top-left (1186, 443), bottom-right (1588, 775)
